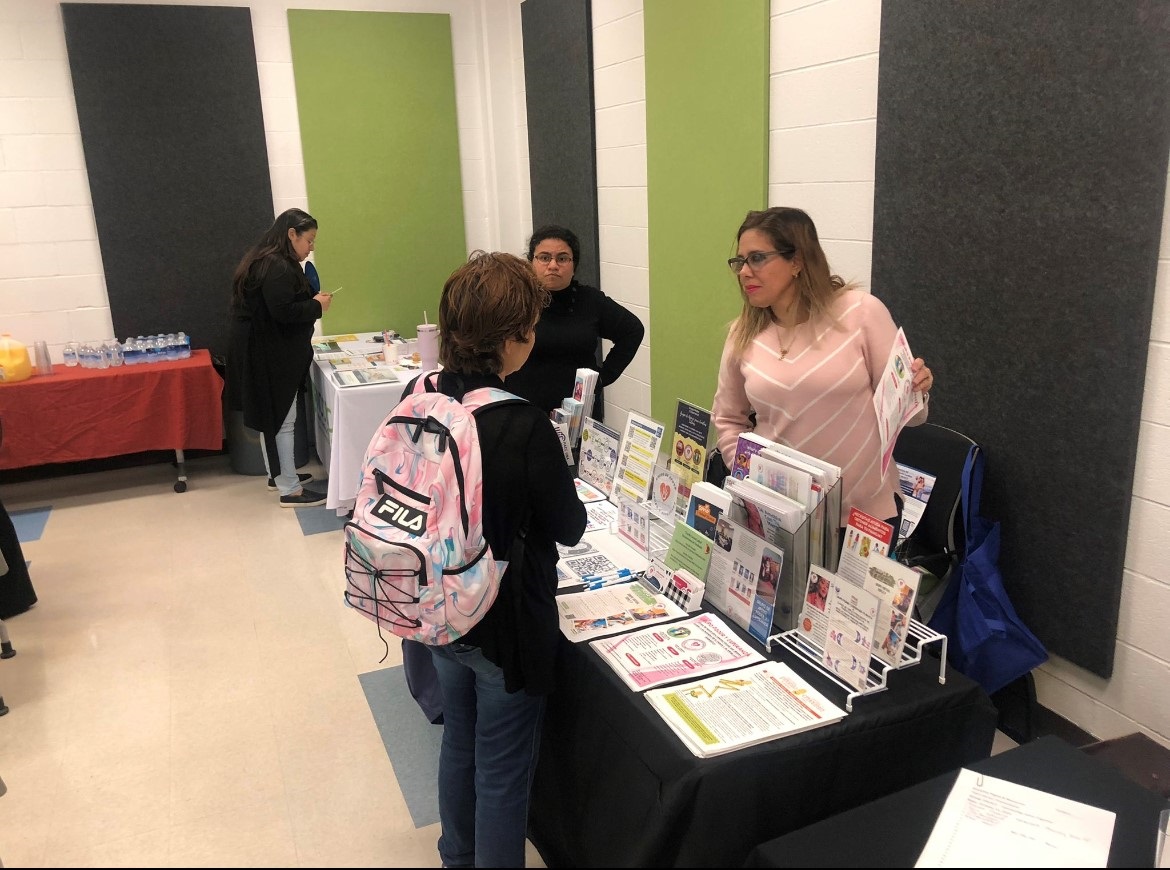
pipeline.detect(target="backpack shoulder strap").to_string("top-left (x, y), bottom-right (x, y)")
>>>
top-left (462, 386), bottom-right (530, 415)
top-left (960, 445), bottom-right (984, 543)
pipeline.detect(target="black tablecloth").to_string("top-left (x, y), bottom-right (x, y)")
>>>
top-left (529, 612), bottom-right (998, 867)
top-left (743, 735), bottom-right (1166, 867)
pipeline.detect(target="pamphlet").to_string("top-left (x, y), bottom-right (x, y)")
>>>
top-left (684, 482), bottom-right (730, 541)
top-left (583, 499), bottom-right (619, 534)
top-left (747, 541), bottom-right (785, 646)
top-left (915, 768), bottom-right (1116, 868)
top-left (730, 431), bottom-right (774, 480)
top-left (556, 524), bottom-right (651, 587)
top-left (796, 565), bottom-right (840, 649)
top-left (666, 399), bottom-right (711, 512)
top-left (574, 477), bottom-right (608, 504)
top-left (663, 521), bottom-right (713, 582)
top-left (865, 555), bottom-right (921, 667)
top-left (578, 417), bottom-right (621, 497)
top-left (617, 497), bottom-right (651, 555)
top-left (896, 462), bottom-right (936, 541)
top-left (334, 368), bottom-right (401, 387)
top-left (644, 660), bottom-right (848, 758)
top-left (873, 327), bottom-right (926, 477)
top-left (837, 507), bottom-right (894, 586)
top-left (613, 411), bottom-right (666, 503)
top-left (589, 611), bottom-right (766, 692)
top-left (820, 580), bottom-right (880, 691)
top-left (557, 581), bottom-right (686, 642)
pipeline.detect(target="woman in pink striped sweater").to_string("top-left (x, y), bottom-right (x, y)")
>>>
top-left (712, 207), bottom-right (934, 534)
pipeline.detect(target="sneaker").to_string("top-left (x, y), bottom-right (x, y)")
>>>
top-left (268, 472), bottom-right (314, 490)
top-left (279, 488), bottom-right (327, 508)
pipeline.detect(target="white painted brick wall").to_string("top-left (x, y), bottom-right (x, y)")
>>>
top-left (593, 0), bottom-right (649, 426)
top-left (0, 0), bottom-right (527, 362)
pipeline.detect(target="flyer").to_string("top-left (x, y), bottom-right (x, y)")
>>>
top-left (557, 581), bottom-right (687, 642)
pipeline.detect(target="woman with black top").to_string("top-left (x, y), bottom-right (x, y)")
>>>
top-left (427, 251), bottom-right (586, 869)
top-left (503, 225), bottom-right (644, 420)
top-left (228, 209), bottom-right (332, 507)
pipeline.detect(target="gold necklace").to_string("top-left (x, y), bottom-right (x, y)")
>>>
top-left (776, 321), bottom-right (801, 359)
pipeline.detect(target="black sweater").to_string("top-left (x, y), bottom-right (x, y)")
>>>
top-left (436, 371), bottom-right (587, 695)
top-left (504, 280), bottom-right (644, 418)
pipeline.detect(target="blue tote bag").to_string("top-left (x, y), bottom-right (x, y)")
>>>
top-left (928, 448), bottom-right (1048, 695)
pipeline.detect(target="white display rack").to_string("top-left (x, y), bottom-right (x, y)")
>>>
top-left (766, 618), bottom-right (947, 712)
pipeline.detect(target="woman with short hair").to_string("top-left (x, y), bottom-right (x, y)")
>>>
top-left (426, 251), bottom-right (586, 868)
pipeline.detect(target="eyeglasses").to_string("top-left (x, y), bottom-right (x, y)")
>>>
top-left (533, 253), bottom-right (573, 265)
top-left (727, 249), bottom-right (791, 273)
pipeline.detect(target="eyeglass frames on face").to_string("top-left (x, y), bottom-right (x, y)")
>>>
top-left (533, 253), bottom-right (573, 265)
top-left (727, 249), bottom-right (792, 273)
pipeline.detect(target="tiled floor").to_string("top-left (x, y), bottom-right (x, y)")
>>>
top-left (0, 455), bottom-right (544, 868)
top-left (0, 454), bottom-right (1016, 867)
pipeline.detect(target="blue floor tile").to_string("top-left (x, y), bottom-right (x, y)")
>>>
top-left (12, 506), bottom-right (51, 543)
top-left (292, 501), bottom-right (348, 536)
top-left (358, 665), bottom-right (441, 828)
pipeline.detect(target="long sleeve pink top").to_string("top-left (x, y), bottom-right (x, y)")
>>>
top-left (713, 290), bottom-right (927, 526)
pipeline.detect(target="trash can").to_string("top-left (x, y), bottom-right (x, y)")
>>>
top-left (227, 390), bottom-right (310, 476)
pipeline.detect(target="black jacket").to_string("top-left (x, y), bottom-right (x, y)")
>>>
top-left (227, 256), bottom-right (322, 434)
top-left (435, 371), bottom-right (587, 695)
top-left (504, 280), bottom-right (644, 418)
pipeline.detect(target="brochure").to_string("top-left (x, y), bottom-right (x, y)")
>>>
top-left (873, 327), bottom-right (926, 477)
top-left (730, 431), bottom-right (774, 480)
top-left (644, 660), bottom-right (848, 758)
top-left (613, 411), bottom-right (666, 503)
top-left (663, 521), bottom-right (714, 582)
top-left (556, 524), bottom-right (651, 587)
top-left (650, 466), bottom-right (681, 521)
top-left (865, 555), bottom-right (921, 667)
top-left (557, 581), bottom-right (686, 642)
top-left (578, 417), bottom-right (621, 498)
top-left (333, 368), bottom-right (401, 387)
top-left (685, 481), bottom-right (731, 541)
top-left (836, 507), bottom-right (894, 587)
top-left (617, 497), bottom-right (651, 555)
top-left (589, 611), bottom-right (766, 692)
top-left (896, 461), bottom-right (936, 541)
top-left (820, 579), bottom-right (880, 692)
top-left (666, 400), bottom-right (711, 512)
top-left (574, 477), bottom-right (608, 504)
top-left (583, 498), bottom-right (619, 534)
top-left (796, 565), bottom-right (839, 649)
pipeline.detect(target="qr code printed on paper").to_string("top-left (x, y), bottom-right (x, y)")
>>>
top-left (564, 553), bottom-right (618, 578)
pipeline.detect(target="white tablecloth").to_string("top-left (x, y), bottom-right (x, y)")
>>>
top-left (309, 333), bottom-right (413, 513)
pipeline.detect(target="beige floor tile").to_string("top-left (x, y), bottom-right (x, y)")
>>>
top-left (167, 799), bottom-right (297, 868)
top-left (169, 737), bottom-right (285, 826)
top-left (43, 826), bottom-right (170, 868)
top-left (42, 765), bottom-right (172, 854)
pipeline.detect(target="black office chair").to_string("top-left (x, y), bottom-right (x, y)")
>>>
top-left (892, 422), bottom-right (980, 623)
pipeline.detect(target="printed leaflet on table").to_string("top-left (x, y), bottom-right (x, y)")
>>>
top-left (574, 477), bottom-right (608, 504)
top-left (589, 611), bottom-right (765, 692)
top-left (915, 769), bottom-right (1115, 868)
top-left (873, 327), bottom-right (925, 477)
top-left (666, 400), bottom-right (711, 513)
top-left (644, 660), bottom-right (848, 758)
top-left (557, 581), bottom-right (686, 642)
top-left (613, 411), bottom-right (666, 503)
top-left (685, 481), bottom-right (730, 542)
top-left (820, 579), bottom-right (880, 692)
top-left (334, 368), bottom-right (402, 387)
top-left (578, 417), bottom-right (621, 498)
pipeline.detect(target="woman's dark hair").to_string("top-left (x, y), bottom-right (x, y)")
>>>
top-left (439, 251), bottom-right (549, 375)
top-left (231, 208), bottom-right (317, 308)
top-left (527, 224), bottom-right (580, 265)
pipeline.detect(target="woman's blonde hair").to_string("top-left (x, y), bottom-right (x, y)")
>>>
top-left (438, 251), bottom-right (549, 375)
top-left (728, 207), bottom-right (855, 355)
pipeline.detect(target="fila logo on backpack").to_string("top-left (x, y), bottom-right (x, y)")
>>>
top-left (343, 372), bottom-right (525, 645)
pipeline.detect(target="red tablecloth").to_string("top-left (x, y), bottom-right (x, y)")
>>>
top-left (0, 349), bottom-right (224, 470)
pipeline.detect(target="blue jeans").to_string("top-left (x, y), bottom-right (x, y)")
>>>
top-left (259, 399), bottom-right (298, 495)
top-left (429, 643), bottom-right (546, 868)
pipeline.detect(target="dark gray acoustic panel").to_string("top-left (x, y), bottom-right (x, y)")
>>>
top-left (521, 0), bottom-right (599, 287)
top-left (872, 1), bottom-right (1170, 678)
top-left (62, 4), bottom-right (274, 360)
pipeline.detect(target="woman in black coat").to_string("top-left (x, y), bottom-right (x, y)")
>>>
top-left (228, 209), bottom-right (332, 507)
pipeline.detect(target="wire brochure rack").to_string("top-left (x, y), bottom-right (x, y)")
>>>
top-left (767, 618), bottom-right (947, 712)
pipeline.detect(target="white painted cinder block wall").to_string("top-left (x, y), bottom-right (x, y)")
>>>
top-left (0, 0), bottom-right (529, 363)
top-left (591, 0), bottom-right (650, 426)
top-left (772, 0), bottom-right (1170, 746)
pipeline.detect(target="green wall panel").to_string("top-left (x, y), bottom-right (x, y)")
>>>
top-left (288, 10), bottom-right (465, 335)
top-left (645, 0), bottom-right (768, 428)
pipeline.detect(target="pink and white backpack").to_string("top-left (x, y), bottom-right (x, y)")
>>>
top-left (343, 372), bottom-right (525, 645)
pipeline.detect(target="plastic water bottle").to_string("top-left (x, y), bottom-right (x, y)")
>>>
top-left (78, 342), bottom-right (96, 368)
top-left (146, 335), bottom-right (160, 363)
top-left (122, 337), bottom-right (137, 365)
top-left (165, 332), bottom-right (179, 361)
top-left (177, 331), bottom-right (191, 359)
top-left (63, 342), bottom-right (79, 367)
top-left (106, 340), bottom-right (124, 367)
